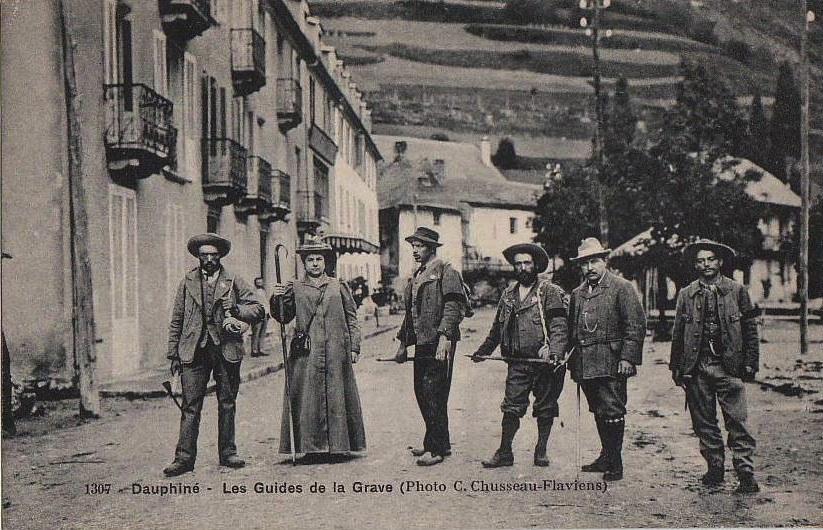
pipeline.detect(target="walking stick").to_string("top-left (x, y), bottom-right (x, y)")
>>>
top-left (274, 244), bottom-right (297, 465)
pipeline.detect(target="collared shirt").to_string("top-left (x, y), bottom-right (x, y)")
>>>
top-left (518, 282), bottom-right (533, 302)
top-left (202, 268), bottom-right (220, 285)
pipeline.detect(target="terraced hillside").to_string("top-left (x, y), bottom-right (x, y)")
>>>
top-left (312, 0), bottom-right (822, 163)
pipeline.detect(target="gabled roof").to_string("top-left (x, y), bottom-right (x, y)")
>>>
top-left (716, 156), bottom-right (801, 207)
top-left (376, 135), bottom-right (541, 211)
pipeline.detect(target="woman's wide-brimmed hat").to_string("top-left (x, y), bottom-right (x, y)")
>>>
top-left (683, 239), bottom-right (736, 263)
top-left (404, 226), bottom-right (442, 248)
top-left (187, 233), bottom-right (231, 258)
top-left (570, 237), bottom-right (611, 262)
top-left (297, 236), bottom-right (338, 274)
top-left (502, 243), bottom-right (550, 273)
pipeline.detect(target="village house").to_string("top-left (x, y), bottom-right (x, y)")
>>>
top-left (611, 157), bottom-right (802, 313)
top-left (376, 135), bottom-right (542, 293)
top-left (0, 0), bottom-right (380, 384)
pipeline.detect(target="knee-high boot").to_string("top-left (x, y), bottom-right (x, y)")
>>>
top-left (482, 414), bottom-right (519, 468)
top-left (534, 417), bottom-right (553, 467)
top-left (581, 415), bottom-right (609, 472)
top-left (603, 417), bottom-right (624, 481)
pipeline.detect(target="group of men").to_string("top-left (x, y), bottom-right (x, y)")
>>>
top-left (162, 227), bottom-right (761, 494)
top-left (393, 227), bottom-right (760, 494)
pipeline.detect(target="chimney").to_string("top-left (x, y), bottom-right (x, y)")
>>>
top-left (394, 141), bottom-right (407, 163)
top-left (432, 159), bottom-right (445, 184)
top-left (480, 136), bottom-right (492, 167)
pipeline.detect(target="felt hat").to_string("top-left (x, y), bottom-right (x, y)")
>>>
top-left (502, 243), bottom-right (550, 273)
top-left (297, 236), bottom-right (337, 274)
top-left (187, 233), bottom-right (231, 258)
top-left (570, 237), bottom-right (611, 262)
top-left (683, 239), bottom-right (736, 264)
top-left (404, 226), bottom-right (442, 248)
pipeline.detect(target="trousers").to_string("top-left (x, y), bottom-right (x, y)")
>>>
top-left (251, 318), bottom-right (267, 354)
top-left (413, 342), bottom-right (455, 456)
top-left (685, 356), bottom-right (755, 473)
top-left (580, 376), bottom-right (627, 420)
top-left (174, 339), bottom-right (241, 463)
top-left (502, 363), bottom-right (566, 419)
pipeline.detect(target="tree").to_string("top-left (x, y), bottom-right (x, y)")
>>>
top-left (745, 89), bottom-right (770, 168)
top-left (767, 62), bottom-right (801, 182)
top-left (603, 76), bottom-right (636, 157)
top-left (794, 193), bottom-right (823, 301)
top-left (491, 137), bottom-right (518, 169)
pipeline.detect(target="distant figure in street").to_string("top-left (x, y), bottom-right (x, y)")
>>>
top-left (670, 239), bottom-right (760, 494)
top-left (164, 233), bottom-right (265, 477)
top-left (250, 277), bottom-right (269, 357)
top-left (472, 243), bottom-right (568, 468)
top-left (270, 238), bottom-right (365, 462)
top-left (568, 238), bottom-right (646, 482)
top-left (2, 250), bottom-right (15, 437)
top-left (393, 227), bottom-right (465, 466)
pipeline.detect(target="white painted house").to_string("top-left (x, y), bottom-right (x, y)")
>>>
top-left (376, 135), bottom-right (542, 291)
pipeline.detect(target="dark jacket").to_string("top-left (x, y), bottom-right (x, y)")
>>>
top-left (568, 271), bottom-right (646, 381)
top-left (475, 279), bottom-right (568, 359)
top-left (397, 258), bottom-right (465, 346)
top-left (168, 267), bottom-right (265, 364)
top-left (670, 275), bottom-right (759, 378)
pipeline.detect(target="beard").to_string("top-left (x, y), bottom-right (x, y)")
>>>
top-left (201, 261), bottom-right (220, 275)
top-left (517, 270), bottom-right (538, 286)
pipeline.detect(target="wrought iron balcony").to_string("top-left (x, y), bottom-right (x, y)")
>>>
top-left (264, 169), bottom-right (292, 222)
top-left (159, 0), bottom-right (215, 40)
top-left (309, 124), bottom-right (338, 165)
top-left (104, 84), bottom-right (177, 179)
top-left (231, 28), bottom-right (266, 97)
top-left (201, 138), bottom-right (247, 206)
top-left (276, 77), bottom-right (302, 131)
top-left (236, 155), bottom-right (273, 216)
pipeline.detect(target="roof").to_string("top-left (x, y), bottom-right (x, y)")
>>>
top-left (716, 156), bottom-right (801, 208)
top-left (613, 157), bottom-right (801, 259)
top-left (376, 135), bottom-right (542, 210)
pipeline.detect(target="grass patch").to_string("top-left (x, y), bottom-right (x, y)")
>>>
top-left (464, 24), bottom-right (718, 55)
top-left (309, 0), bottom-right (504, 24)
top-left (361, 43), bottom-right (681, 79)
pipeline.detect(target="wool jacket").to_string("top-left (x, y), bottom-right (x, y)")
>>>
top-left (568, 271), bottom-right (646, 381)
top-left (474, 279), bottom-right (568, 359)
top-left (670, 275), bottom-right (759, 378)
top-left (167, 267), bottom-right (265, 363)
top-left (397, 258), bottom-right (465, 346)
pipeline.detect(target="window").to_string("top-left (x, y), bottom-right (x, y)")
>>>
top-left (182, 53), bottom-right (199, 176)
top-left (358, 200), bottom-right (366, 236)
top-left (510, 217), bottom-right (518, 234)
top-left (309, 78), bottom-right (316, 125)
top-left (433, 211), bottom-right (441, 226)
top-left (165, 202), bottom-right (186, 310)
top-left (103, 0), bottom-right (119, 84)
top-left (152, 30), bottom-right (168, 97)
top-left (313, 157), bottom-right (329, 219)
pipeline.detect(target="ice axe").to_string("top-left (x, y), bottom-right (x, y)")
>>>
top-left (161, 380), bottom-right (183, 411)
top-left (274, 243), bottom-right (297, 465)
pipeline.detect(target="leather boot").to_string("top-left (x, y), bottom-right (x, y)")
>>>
top-left (701, 465), bottom-right (725, 486)
top-left (482, 414), bottom-right (519, 468)
top-left (603, 417), bottom-right (624, 482)
top-left (735, 472), bottom-right (760, 494)
top-left (534, 417), bottom-right (553, 467)
top-left (582, 416), bottom-right (609, 472)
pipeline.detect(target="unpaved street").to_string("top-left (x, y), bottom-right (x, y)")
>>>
top-left (2, 308), bottom-right (822, 529)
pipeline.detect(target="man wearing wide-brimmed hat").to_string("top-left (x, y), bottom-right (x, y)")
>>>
top-left (568, 238), bottom-right (646, 482)
top-left (164, 233), bottom-right (265, 477)
top-left (394, 227), bottom-right (466, 466)
top-left (270, 236), bottom-right (366, 462)
top-left (472, 243), bottom-right (568, 468)
top-left (670, 239), bottom-right (760, 494)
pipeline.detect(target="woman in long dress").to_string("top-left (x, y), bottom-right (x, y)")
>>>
top-left (270, 239), bottom-right (366, 461)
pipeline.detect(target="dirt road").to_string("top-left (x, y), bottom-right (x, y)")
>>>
top-left (2, 309), bottom-right (822, 529)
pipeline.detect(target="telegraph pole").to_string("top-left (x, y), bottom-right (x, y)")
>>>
top-left (581, 0), bottom-right (611, 245)
top-left (61, 0), bottom-right (101, 416)
top-left (799, 0), bottom-right (813, 354)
